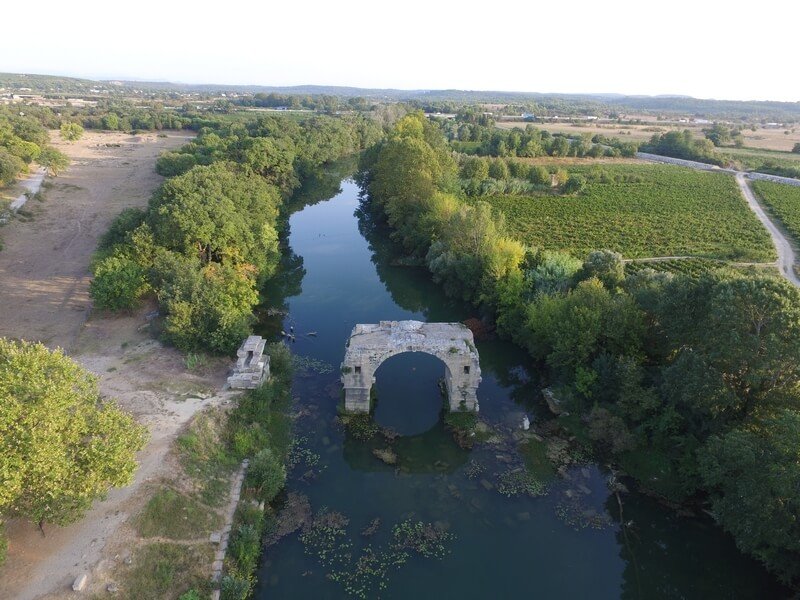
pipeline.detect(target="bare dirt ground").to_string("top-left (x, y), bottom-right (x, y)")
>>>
top-left (0, 131), bottom-right (236, 599)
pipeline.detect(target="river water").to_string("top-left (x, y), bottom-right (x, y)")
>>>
top-left (254, 169), bottom-right (784, 599)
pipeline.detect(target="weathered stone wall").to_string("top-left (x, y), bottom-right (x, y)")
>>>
top-left (340, 321), bottom-right (481, 412)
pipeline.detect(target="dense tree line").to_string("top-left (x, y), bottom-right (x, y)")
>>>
top-left (439, 120), bottom-right (638, 159)
top-left (91, 114), bottom-right (382, 353)
top-left (641, 129), bottom-right (724, 166)
top-left (0, 106), bottom-right (69, 186)
top-left (360, 112), bottom-right (800, 587)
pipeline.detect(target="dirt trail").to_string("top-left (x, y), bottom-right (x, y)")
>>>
top-left (636, 152), bottom-right (800, 286)
top-left (735, 173), bottom-right (800, 287)
top-left (0, 131), bottom-right (234, 600)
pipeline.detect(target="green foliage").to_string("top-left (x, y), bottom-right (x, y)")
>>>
top-left (0, 148), bottom-right (25, 186)
top-left (59, 121), bottom-right (84, 142)
top-left (246, 448), bottom-right (286, 502)
top-left (37, 146), bottom-right (70, 175)
top-left (563, 174), bottom-right (587, 194)
top-left (480, 165), bottom-right (775, 260)
top-left (98, 208), bottom-right (147, 251)
top-left (135, 488), bottom-right (222, 540)
top-left (156, 151), bottom-right (197, 177)
top-left (220, 573), bottom-right (251, 600)
top-left (0, 339), bottom-right (147, 529)
top-left (90, 253), bottom-right (150, 311)
top-left (699, 410), bottom-right (800, 585)
top-left (642, 129), bottom-right (722, 165)
top-left (752, 180), bottom-right (800, 250)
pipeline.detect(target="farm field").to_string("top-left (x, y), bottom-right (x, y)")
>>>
top-left (478, 164), bottom-right (776, 260)
top-left (751, 180), bottom-right (800, 247)
top-left (717, 146), bottom-right (800, 177)
top-left (496, 119), bottom-right (680, 142)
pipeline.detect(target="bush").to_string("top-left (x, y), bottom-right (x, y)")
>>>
top-left (220, 574), bottom-right (251, 600)
top-left (90, 254), bottom-right (150, 311)
top-left (229, 523), bottom-right (262, 575)
top-left (246, 448), bottom-right (286, 502)
top-left (528, 165), bottom-right (550, 185)
top-left (60, 122), bottom-right (84, 142)
top-left (563, 174), bottom-right (587, 195)
top-left (0, 148), bottom-right (25, 185)
top-left (98, 208), bottom-right (146, 251)
top-left (156, 151), bottom-right (198, 177)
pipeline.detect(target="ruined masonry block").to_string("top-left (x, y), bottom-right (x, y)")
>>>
top-left (227, 336), bottom-right (270, 389)
top-left (341, 321), bottom-right (482, 413)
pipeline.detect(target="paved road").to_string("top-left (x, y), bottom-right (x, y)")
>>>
top-left (636, 152), bottom-right (800, 286)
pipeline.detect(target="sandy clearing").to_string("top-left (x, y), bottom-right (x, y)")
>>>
top-left (0, 130), bottom-right (237, 600)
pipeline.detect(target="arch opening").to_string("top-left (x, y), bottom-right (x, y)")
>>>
top-left (372, 351), bottom-right (449, 436)
top-left (341, 321), bottom-right (481, 414)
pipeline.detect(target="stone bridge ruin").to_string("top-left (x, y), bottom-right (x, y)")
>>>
top-left (340, 320), bottom-right (481, 413)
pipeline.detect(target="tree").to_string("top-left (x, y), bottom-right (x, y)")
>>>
top-left (528, 165), bottom-right (550, 185)
top-left (577, 250), bottom-right (625, 289)
top-left (563, 174), bottom-right (587, 194)
top-left (792, 143), bottom-right (800, 154)
top-left (699, 410), bottom-right (800, 585)
top-left (0, 339), bottom-right (147, 537)
top-left (459, 156), bottom-right (489, 180)
top-left (59, 122), bottom-right (84, 142)
top-left (487, 159), bottom-right (510, 180)
top-left (90, 253), bottom-right (150, 311)
top-left (703, 123), bottom-right (732, 147)
top-left (0, 148), bottom-right (24, 185)
top-left (37, 147), bottom-right (69, 176)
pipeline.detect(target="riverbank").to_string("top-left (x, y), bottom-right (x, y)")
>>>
top-left (0, 131), bottom-right (244, 599)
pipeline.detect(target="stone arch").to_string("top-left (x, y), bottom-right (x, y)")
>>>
top-left (340, 321), bottom-right (481, 413)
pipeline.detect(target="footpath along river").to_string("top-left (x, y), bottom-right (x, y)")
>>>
top-left (253, 170), bottom-right (785, 599)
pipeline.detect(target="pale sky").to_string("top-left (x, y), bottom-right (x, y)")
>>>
top-left (2, 0), bottom-right (798, 102)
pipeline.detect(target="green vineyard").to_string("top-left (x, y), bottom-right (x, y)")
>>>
top-left (480, 164), bottom-right (776, 261)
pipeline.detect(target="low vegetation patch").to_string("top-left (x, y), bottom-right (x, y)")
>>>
top-left (116, 542), bottom-right (213, 600)
top-left (135, 488), bottom-right (222, 540)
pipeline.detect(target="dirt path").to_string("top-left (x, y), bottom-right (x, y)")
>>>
top-left (0, 131), bottom-right (188, 350)
top-left (636, 152), bottom-right (800, 286)
top-left (0, 131), bottom-right (236, 600)
top-left (735, 173), bottom-right (800, 287)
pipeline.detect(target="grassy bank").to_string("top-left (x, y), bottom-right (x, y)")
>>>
top-left (112, 343), bottom-right (294, 599)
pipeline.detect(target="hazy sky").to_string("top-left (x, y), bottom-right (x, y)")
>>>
top-left (2, 0), bottom-right (798, 101)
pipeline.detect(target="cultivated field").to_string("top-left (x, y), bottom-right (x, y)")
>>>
top-left (751, 180), bottom-right (800, 247)
top-left (479, 164), bottom-right (776, 260)
top-left (497, 120), bottom-right (800, 152)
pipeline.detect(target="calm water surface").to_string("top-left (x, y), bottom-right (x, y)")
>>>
top-left (254, 173), bottom-right (784, 599)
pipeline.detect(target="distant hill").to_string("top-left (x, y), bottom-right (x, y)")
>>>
top-left (1, 72), bottom-right (798, 121)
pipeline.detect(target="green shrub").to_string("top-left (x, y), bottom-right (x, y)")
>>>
top-left (90, 254), bottom-right (150, 311)
top-left (246, 448), bottom-right (286, 502)
top-left (220, 574), bottom-right (251, 600)
top-left (229, 523), bottom-right (261, 575)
